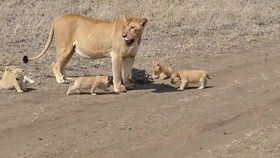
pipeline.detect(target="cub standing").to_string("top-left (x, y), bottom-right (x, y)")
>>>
top-left (66, 76), bottom-right (112, 95)
top-left (171, 70), bottom-right (212, 91)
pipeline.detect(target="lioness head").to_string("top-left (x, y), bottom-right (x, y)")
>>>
top-left (151, 62), bottom-right (163, 74)
top-left (121, 15), bottom-right (148, 46)
top-left (171, 72), bottom-right (181, 84)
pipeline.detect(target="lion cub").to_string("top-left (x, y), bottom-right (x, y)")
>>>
top-left (171, 70), bottom-right (212, 91)
top-left (66, 76), bottom-right (112, 95)
top-left (151, 61), bottom-right (172, 80)
top-left (0, 66), bottom-right (35, 93)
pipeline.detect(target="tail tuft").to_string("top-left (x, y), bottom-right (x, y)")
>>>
top-left (23, 56), bottom-right (29, 63)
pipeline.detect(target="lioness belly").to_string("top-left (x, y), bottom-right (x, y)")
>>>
top-left (75, 46), bottom-right (110, 59)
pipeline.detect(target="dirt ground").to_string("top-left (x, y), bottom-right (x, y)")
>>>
top-left (0, 39), bottom-right (280, 158)
top-left (1, 0), bottom-right (280, 157)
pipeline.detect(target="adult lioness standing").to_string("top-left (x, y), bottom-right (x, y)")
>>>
top-left (23, 14), bottom-right (148, 93)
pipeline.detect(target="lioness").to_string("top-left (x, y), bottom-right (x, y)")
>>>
top-left (66, 76), bottom-right (112, 95)
top-left (23, 14), bottom-right (148, 93)
top-left (171, 70), bottom-right (212, 91)
top-left (151, 61), bottom-right (172, 80)
top-left (0, 66), bottom-right (35, 93)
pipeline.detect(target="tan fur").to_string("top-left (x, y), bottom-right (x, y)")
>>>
top-left (24, 14), bottom-right (148, 93)
top-left (171, 70), bottom-right (211, 91)
top-left (0, 66), bottom-right (35, 93)
top-left (151, 61), bottom-right (172, 80)
top-left (66, 76), bottom-right (111, 95)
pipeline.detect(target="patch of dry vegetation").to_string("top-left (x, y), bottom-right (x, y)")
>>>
top-left (0, 0), bottom-right (279, 73)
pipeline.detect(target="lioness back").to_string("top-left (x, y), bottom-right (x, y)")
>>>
top-left (54, 14), bottom-right (115, 54)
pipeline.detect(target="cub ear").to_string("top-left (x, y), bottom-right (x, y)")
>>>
top-left (5, 66), bottom-right (12, 71)
top-left (140, 18), bottom-right (148, 27)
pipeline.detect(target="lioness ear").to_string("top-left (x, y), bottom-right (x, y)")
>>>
top-left (140, 18), bottom-right (148, 27)
top-left (123, 14), bottom-right (129, 22)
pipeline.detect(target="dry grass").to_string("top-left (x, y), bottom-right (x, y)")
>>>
top-left (0, 0), bottom-right (279, 72)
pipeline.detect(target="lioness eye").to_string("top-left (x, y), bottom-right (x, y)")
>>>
top-left (130, 26), bottom-right (135, 30)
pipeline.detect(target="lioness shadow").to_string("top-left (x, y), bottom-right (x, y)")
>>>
top-left (134, 83), bottom-right (214, 93)
top-left (134, 82), bottom-right (178, 93)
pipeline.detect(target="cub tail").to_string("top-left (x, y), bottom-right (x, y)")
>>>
top-left (206, 74), bottom-right (214, 79)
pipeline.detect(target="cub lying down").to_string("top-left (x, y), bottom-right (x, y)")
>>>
top-left (66, 76), bottom-right (113, 95)
top-left (171, 70), bottom-right (212, 91)
top-left (0, 66), bottom-right (35, 93)
top-left (151, 61), bottom-right (172, 80)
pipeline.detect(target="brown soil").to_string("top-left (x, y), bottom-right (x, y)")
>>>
top-left (1, 1), bottom-right (280, 157)
top-left (1, 40), bottom-right (280, 158)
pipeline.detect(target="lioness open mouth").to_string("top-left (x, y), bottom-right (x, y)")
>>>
top-left (125, 39), bottom-right (134, 45)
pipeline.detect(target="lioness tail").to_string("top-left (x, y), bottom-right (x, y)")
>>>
top-left (23, 23), bottom-right (54, 63)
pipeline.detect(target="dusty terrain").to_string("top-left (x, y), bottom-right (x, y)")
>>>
top-left (1, 41), bottom-right (280, 158)
top-left (1, 0), bottom-right (280, 158)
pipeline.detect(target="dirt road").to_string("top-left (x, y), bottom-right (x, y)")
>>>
top-left (0, 41), bottom-right (280, 158)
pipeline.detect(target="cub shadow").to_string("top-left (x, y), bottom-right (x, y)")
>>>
top-left (182, 86), bottom-right (215, 90)
top-left (24, 88), bottom-right (37, 92)
top-left (67, 91), bottom-right (117, 96)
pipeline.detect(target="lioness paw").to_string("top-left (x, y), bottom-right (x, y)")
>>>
top-left (114, 85), bottom-right (127, 93)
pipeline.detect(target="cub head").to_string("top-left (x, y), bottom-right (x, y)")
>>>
top-left (5, 66), bottom-right (24, 81)
top-left (121, 15), bottom-right (148, 46)
top-left (151, 61), bottom-right (163, 74)
top-left (171, 72), bottom-right (181, 84)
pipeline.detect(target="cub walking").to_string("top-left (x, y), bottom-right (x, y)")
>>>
top-left (66, 76), bottom-right (112, 95)
top-left (171, 70), bottom-right (212, 91)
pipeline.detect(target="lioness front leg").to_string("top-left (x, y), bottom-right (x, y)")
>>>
top-left (122, 56), bottom-right (135, 90)
top-left (112, 54), bottom-right (126, 93)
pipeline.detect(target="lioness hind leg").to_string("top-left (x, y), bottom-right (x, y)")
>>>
top-left (52, 47), bottom-right (74, 84)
